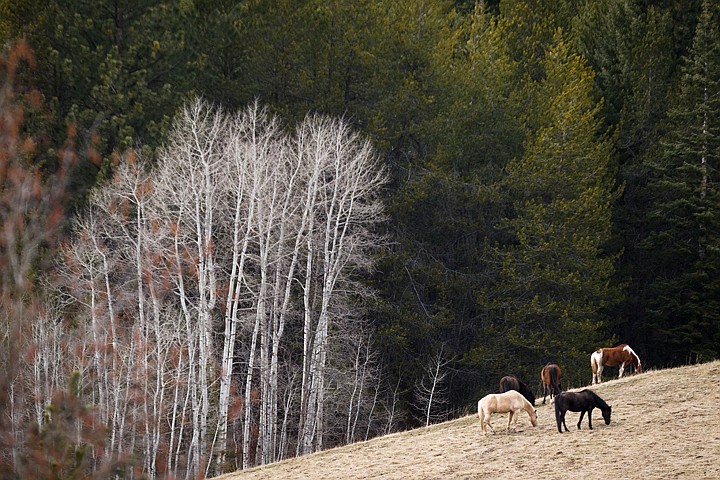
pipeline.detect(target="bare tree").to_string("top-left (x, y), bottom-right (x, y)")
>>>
top-left (295, 114), bottom-right (389, 456)
top-left (53, 155), bottom-right (177, 478)
top-left (221, 103), bottom-right (292, 471)
top-left (35, 97), bottom-right (390, 478)
top-left (413, 346), bottom-right (454, 427)
top-left (150, 99), bottom-right (230, 477)
top-left (214, 102), bottom-right (262, 473)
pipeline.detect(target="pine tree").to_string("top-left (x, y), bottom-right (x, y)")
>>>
top-left (498, 30), bottom-right (620, 384)
top-left (640, 0), bottom-right (720, 364)
top-left (3, 0), bottom-right (192, 204)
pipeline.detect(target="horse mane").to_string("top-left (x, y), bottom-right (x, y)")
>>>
top-left (507, 389), bottom-right (535, 413)
top-left (623, 344), bottom-right (642, 368)
top-left (501, 375), bottom-right (536, 406)
top-left (581, 389), bottom-right (610, 410)
top-left (517, 379), bottom-right (536, 406)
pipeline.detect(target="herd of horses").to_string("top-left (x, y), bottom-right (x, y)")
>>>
top-left (478, 344), bottom-right (643, 434)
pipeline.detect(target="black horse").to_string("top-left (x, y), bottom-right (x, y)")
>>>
top-left (499, 375), bottom-right (536, 406)
top-left (554, 389), bottom-right (611, 433)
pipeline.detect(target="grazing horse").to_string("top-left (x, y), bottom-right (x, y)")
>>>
top-left (499, 375), bottom-right (536, 406)
top-left (540, 363), bottom-right (562, 404)
top-left (554, 389), bottom-right (611, 433)
top-left (477, 390), bottom-right (538, 435)
top-left (591, 344), bottom-right (643, 384)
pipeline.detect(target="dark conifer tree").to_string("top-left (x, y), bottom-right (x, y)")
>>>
top-left (498, 30), bottom-right (620, 385)
top-left (639, 0), bottom-right (720, 364)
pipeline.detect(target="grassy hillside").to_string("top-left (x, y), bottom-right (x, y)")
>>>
top-left (219, 360), bottom-right (720, 479)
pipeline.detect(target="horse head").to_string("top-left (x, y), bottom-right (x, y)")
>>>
top-left (602, 405), bottom-right (612, 425)
top-left (627, 346), bottom-right (643, 374)
top-left (634, 360), bottom-right (644, 374)
top-left (530, 408), bottom-right (538, 427)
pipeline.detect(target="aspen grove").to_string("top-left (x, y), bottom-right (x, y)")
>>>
top-left (39, 99), bottom-right (390, 478)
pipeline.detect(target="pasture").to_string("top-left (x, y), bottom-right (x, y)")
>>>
top-left (220, 360), bottom-right (720, 479)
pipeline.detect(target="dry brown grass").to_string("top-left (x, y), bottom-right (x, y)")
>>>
top-left (219, 360), bottom-right (720, 479)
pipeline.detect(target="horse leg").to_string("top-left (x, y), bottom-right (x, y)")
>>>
top-left (555, 405), bottom-right (563, 433)
top-left (577, 410), bottom-right (585, 430)
top-left (484, 413), bottom-right (495, 434)
top-left (592, 358), bottom-right (598, 384)
top-left (587, 409), bottom-right (593, 429)
top-left (542, 384), bottom-right (547, 405)
top-left (596, 364), bottom-right (604, 383)
top-left (618, 362), bottom-right (626, 378)
top-left (561, 411), bottom-right (569, 432)
top-left (507, 411), bottom-right (514, 431)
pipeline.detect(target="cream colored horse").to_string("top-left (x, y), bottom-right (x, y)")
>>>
top-left (477, 390), bottom-right (538, 434)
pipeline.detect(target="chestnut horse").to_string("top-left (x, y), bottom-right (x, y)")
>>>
top-left (540, 363), bottom-right (562, 404)
top-left (554, 389), bottom-right (611, 433)
top-left (499, 375), bottom-right (536, 406)
top-left (477, 390), bottom-right (538, 434)
top-left (591, 344), bottom-right (643, 384)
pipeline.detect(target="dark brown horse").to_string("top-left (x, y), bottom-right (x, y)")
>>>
top-left (499, 375), bottom-right (536, 406)
top-left (554, 389), bottom-right (611, 433)
top-left (540, 363), bottom-right (562, 404)
top-left (591, 344), bottom-right (643, 384)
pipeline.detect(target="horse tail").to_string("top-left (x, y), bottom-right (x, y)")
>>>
top-left (549, 366), bottom-right (559, 391)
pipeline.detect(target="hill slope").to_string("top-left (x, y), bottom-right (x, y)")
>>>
top-left (220, 360), bottom-right (720, 479)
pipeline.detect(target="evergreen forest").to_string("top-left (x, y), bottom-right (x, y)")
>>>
top-left (1, 0), bottom-right (719, 478)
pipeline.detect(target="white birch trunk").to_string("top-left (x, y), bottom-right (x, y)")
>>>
top-left (49, 100), bottom-right (388, 477)
top-left (295, 114), bottom-right (388, 457)
top-left (214, 124), bottom-right (253, 472)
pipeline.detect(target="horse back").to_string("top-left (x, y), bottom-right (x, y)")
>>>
top-left (482, 391), bottom-right (527, 413)
top-left (557, 390), bottom-right (600, 412)
top-left (555, 391), bottom-right (580, 412)
top-left (503, 390), bottom-right (531, 411)
top-left (499, 375), bottom-right (519, 393)
top-left (500, 376), bottom-right (535, 406)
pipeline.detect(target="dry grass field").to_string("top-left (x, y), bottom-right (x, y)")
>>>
top-left (219, 360), bottom-right (720, 479)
